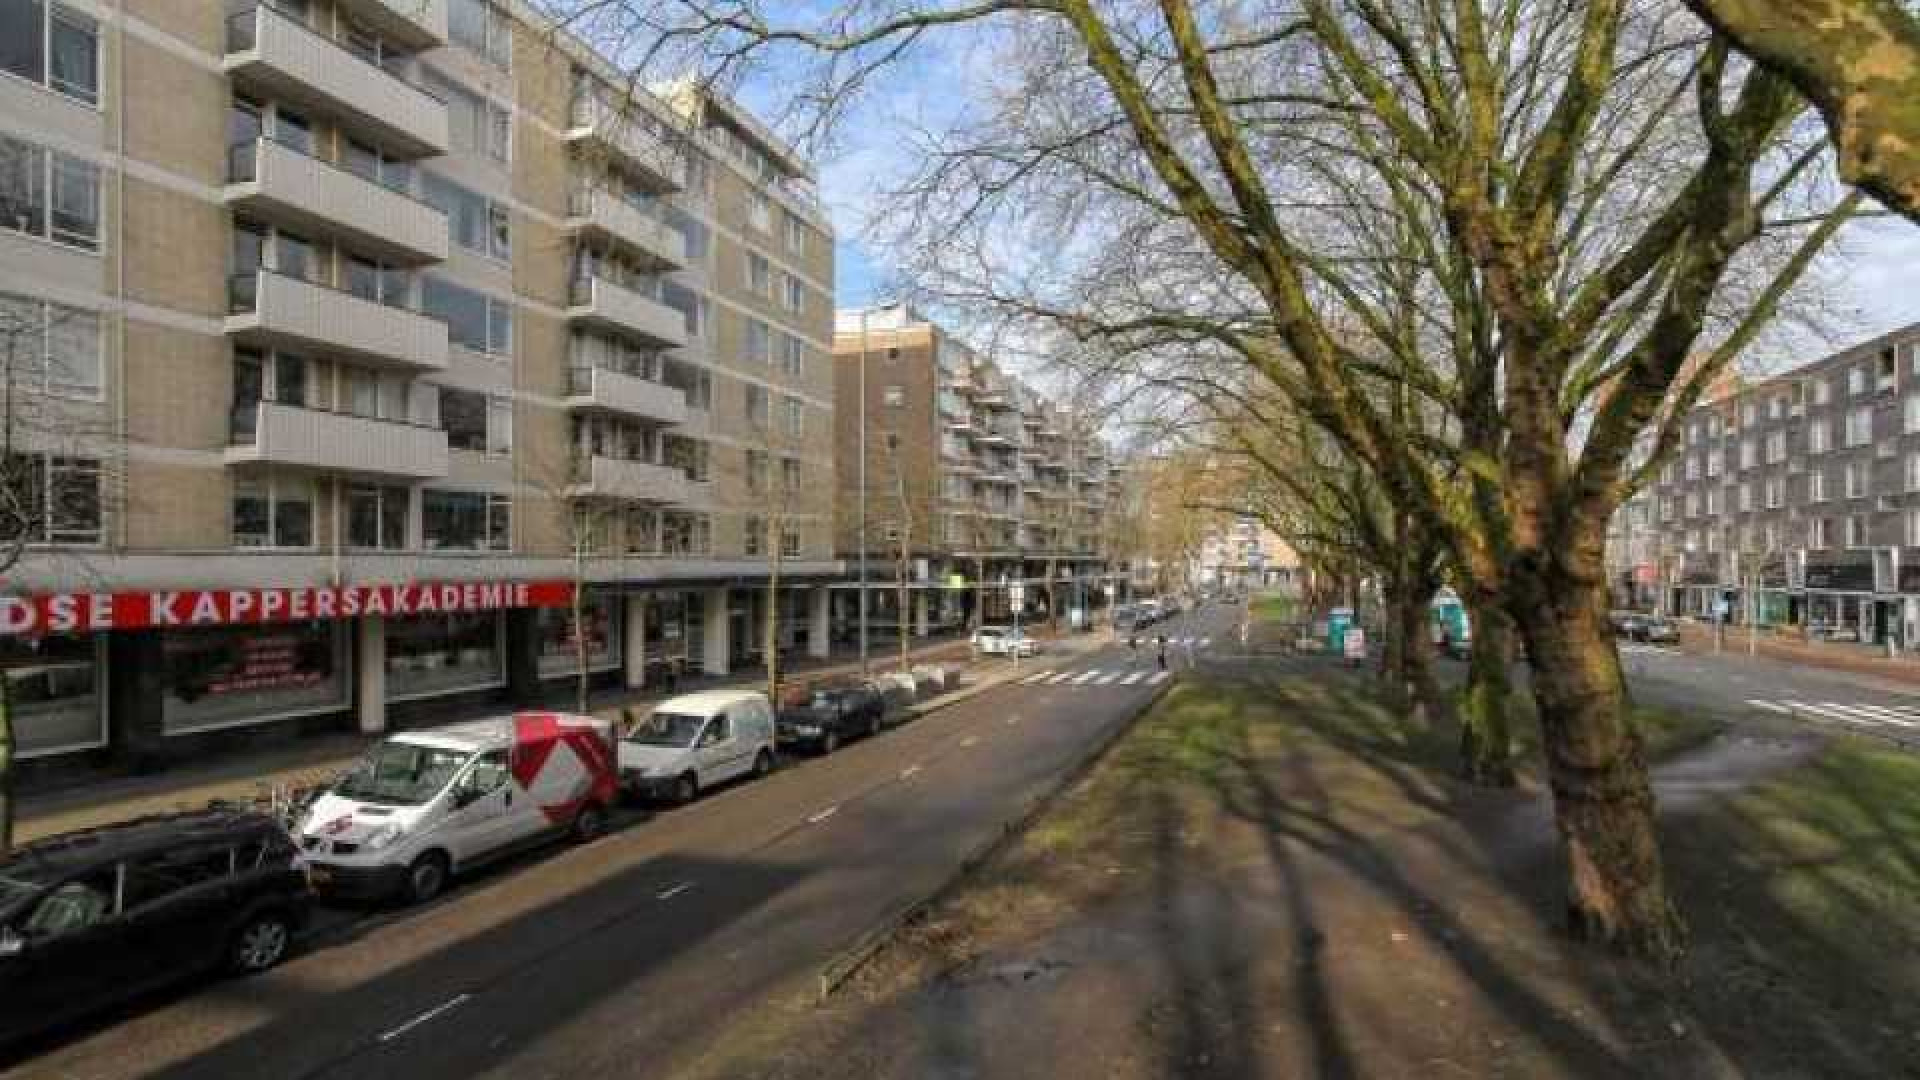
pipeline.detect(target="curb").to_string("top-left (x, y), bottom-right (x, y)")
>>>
top-left (814, 671), bottom-right (1184, 1001)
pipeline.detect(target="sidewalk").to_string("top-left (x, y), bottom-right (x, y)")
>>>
top-left (17, 628), bottom-right (1108, 845)
top-left (1672, 619), bottom-right (1920, 689)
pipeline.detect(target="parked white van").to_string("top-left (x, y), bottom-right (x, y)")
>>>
top-left (619, 689), bottom-right (777, 802)
top-left (298, 712), bottom-right (618, 905)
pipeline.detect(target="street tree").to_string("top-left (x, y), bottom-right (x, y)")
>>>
top-left (566, 0), bottom-right (1871, 962)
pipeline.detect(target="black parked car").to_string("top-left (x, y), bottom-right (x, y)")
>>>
top-left (778, 681), bottom-right (888, 754)
top-left (0, 809), bottom-right (312, 1048)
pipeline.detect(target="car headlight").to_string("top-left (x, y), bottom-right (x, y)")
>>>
top-left (796, 724), bottom-right (822, 736)
top-left (363, 823), bottom-right (403, 852)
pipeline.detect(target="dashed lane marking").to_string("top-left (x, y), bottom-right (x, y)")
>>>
top-left (379, 994), bottom-right (472, 1043)
top-left (807, 806), bottom-right (839, 824)
top-left (656, 882), bottom-right (695, 900)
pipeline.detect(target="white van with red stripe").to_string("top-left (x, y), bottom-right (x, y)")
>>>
top-left (298, 712), bottom-right (617, 905)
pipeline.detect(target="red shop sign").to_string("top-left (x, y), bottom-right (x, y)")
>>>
top-left (0, 581), bottom-right (575, 638)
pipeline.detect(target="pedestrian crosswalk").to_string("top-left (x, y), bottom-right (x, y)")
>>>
top-left (1127, 637), bottom-right (1212, 647)
top-left (1617, 643), bottom-right (1679, 656)
top-left (1016, 668), bottom-right (1174, 688)
top-left (1746, 698), bottom-right (1920, 730)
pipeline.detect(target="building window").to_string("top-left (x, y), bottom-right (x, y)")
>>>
top-left (0, 132), bottom-right (99, 250)
top-left (448, 0), bottom-right (512, 70)
top-left (784, 209), bottom-right (806, 253)
top-left (1908, 509), bottom-right (1920, 547)
top-left (782, 395), bottom-right (803, 437)
top-left (781, 456), bottom-right (801, 494)
top-left (746, 251), bottom-right (770, 296)
top-left (1706, 449), bottom-right (1722, 478)
top-left (780, 333), bottom-right (805, 377)
top-left (1809, 469), bottom-right (1826, 502)
top-left (487, 395), bottom-right (513, 455)
top-left (744, 513), bottom-right (764, 556)
top-left (746, 383), bottom-right (769, 428)
top-left (422, 489), bottom-right (511, 550)
top-left (231, 473), bottom-right (313, 548)
top-left (422, 275), bottom-right (513, 356)
top-left (1765, 477), bottom-right (1782, 509)
top-left (0, 1), bottom-right (97, 105)
top-left (783, 273), bottom-right (805, 313)
top-left (1849, 366), bottom-right (1867, 395)
top-left (422, 173), bottom-right (510, 260)
top-left (1809, 516), bottom-right (1830, 549)
top-left (747, 189), bottom-right (772, 231)
top-left (0, 292), bottom-right (100, 398)
top-left (1764, 430), bottom-right (1784, 464)
top-left (440, 389), bottom-right (509, 454)
top-left (1846, 514), bottom-right (1868, 548)
top-left (1741, 402), bottom-right (1757, 426)
top-left (1739, 439), bottom-right (1755, 469)
top-left (346, 484), bottom-right (410, 549)
top-left (781, 527), bottom-right (801, 557)
top-left (1738, 483), bottom-right (1752, 512)
top-left (1810, 420), bottom-right (1829, 454)
top-left (423, 68), bottom-right (511, 162)
top-left (1846, 460), bottom-right (1869, 499)
top-left (745, 448), bottom-right (768, 494)
top-left (745, 317), bottom-right (770, 365)
top-left (1846, 405), bottom-right (1872, 446)
top-left (2, 452), bottom-right (101, 545)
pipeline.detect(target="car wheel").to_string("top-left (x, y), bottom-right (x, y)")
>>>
top-left (675, 772), bottom-right (699, 804)
top-left (821, 729), bottom-right (840, 755)
top-left (572, 802), bottom-right (607, 843)
top-left (753, 748), bottom-right (774, 778)
top-left (229, 910), bottom-right (293, 974)
top-left (405, 852), bottom-right (450, 906)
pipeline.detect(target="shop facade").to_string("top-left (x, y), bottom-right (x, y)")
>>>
top-left (2, 576), bottom-right (837, 784)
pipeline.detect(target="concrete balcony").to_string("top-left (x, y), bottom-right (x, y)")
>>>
top-left (566, 96), bottom-right (685, 193)
top-left (567, 456), bottom-right (693, 503)
top-left (566, 192), bottom-right (687, 271)
top-left (226, 138), bottom-right (446, 264)
top-left (227, 270), bottom-right (450, 374)
top-left (565, 367), bottom-right (690, 425)
top-left (567, 277), bottom-right (689, 349)
top-left (224, 4), bottom-right (448, 158)
top-left (337, 0), bottom-right (447, 49)
top-left (226, 402), bottom-right (448, 480)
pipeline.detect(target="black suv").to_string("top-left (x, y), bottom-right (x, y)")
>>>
top-left (778, 681), bottom-right (887, 754)
top-left (0, 809), bottom-right (312, 1047)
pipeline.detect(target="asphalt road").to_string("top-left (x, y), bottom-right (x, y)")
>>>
top-left (2, 602), bottom-right (1238, 1080)
top-left (1612, 639), bottom-right (1920, 747)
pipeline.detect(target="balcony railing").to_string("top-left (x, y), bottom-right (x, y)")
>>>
top-left (227, 269), bottom-right (449, 372)
top-left (566, 191), bottom-right (688, 270)
top-left (566, 95), bottom-right (686, 193)
top-left (336, 0), bottom-right (447, 49)
top-left (225, 3), bottom-right (448, 158)
top-left (226, 401), bottom-right (448, 479)
top-left (225, 136), bottom-right (446, 264)
top-left (567, 277), bottom-right (690, 349)
top-left (567, 455), bottom-right (694, 503)
top-left (565, 366), bottom-right (690, 425)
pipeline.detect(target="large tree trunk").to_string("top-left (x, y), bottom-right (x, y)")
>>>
top-left (1458, 593), bottom-right (1517, 787)
top-left (1393, 573), bottom-right (1443, 725)
top-left (1512, 571), bottom-right (1685, 965)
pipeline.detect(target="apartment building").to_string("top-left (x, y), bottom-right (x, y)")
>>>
top-left (0, 0), bottom-right (835, 779)
top-left (832, 305), bottom-right (1121, 637)
top-left (1607, 323), bottom-right (1920, 645)
top-left (1196, 517), bottom-right (1300, 591)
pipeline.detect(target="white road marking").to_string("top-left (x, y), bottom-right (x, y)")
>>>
top-left (379, 994), bottom-right (472, 1043)
top-left (1072, 671), bottom-right (1100, 685)
top-left (807, 806), bottom-right (839, 824)
top-left (1198, 638), bottom-right (1212, 647)
top-left (1746, 699), bottom-right (1792, 714)
top-left (961, 735), bottom-right (980, 748)
top-left (1148, 671), bottom-right (1172, 685)
top-left (1046, 672), bottom-right (1075, 685)
top-left (901, 764), bottom-right (923, 779)
top-left (1020, 671), bottom-right (1054, 685)
top-left (1835, 699), bottom-right (1920, 722)
top-left (1781, 701), bottom-right (1848, 724)
top-left (1121, 672), bottom-right (1146, 686)
top-left (1093, 672), bottom-right (1119, 685)
top-left (656, 882), bottom-right (695, 900)
top-left (1005, 714), bottom-right (1020, 725)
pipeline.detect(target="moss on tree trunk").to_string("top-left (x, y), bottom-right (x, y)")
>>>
top-left (1458, 596), bottom-right (1517, 788)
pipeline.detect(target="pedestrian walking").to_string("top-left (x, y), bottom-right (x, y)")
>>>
top-left (1156, 634), bottom-right (1168, 670)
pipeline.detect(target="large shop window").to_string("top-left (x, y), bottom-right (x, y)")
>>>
top-left (536, 591), bottom-right (621, 677)
top-left (1, 631), bottom-right (104, 757)
top-left (385, 612), bottom-right (504, 700)
top-left (161, 622), bottom-right (349, 735)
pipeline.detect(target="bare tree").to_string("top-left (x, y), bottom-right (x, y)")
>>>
top-left (547, 0), bottom-right (1872, 962)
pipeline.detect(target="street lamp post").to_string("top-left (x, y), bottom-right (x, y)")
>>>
top-left (858, 309), bottom-right (870, 676)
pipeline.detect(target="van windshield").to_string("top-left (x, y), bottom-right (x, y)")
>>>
top-left (627, 711), bottom-right (705, 748)
top-left (334, 742), bottom-right (475, 805)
